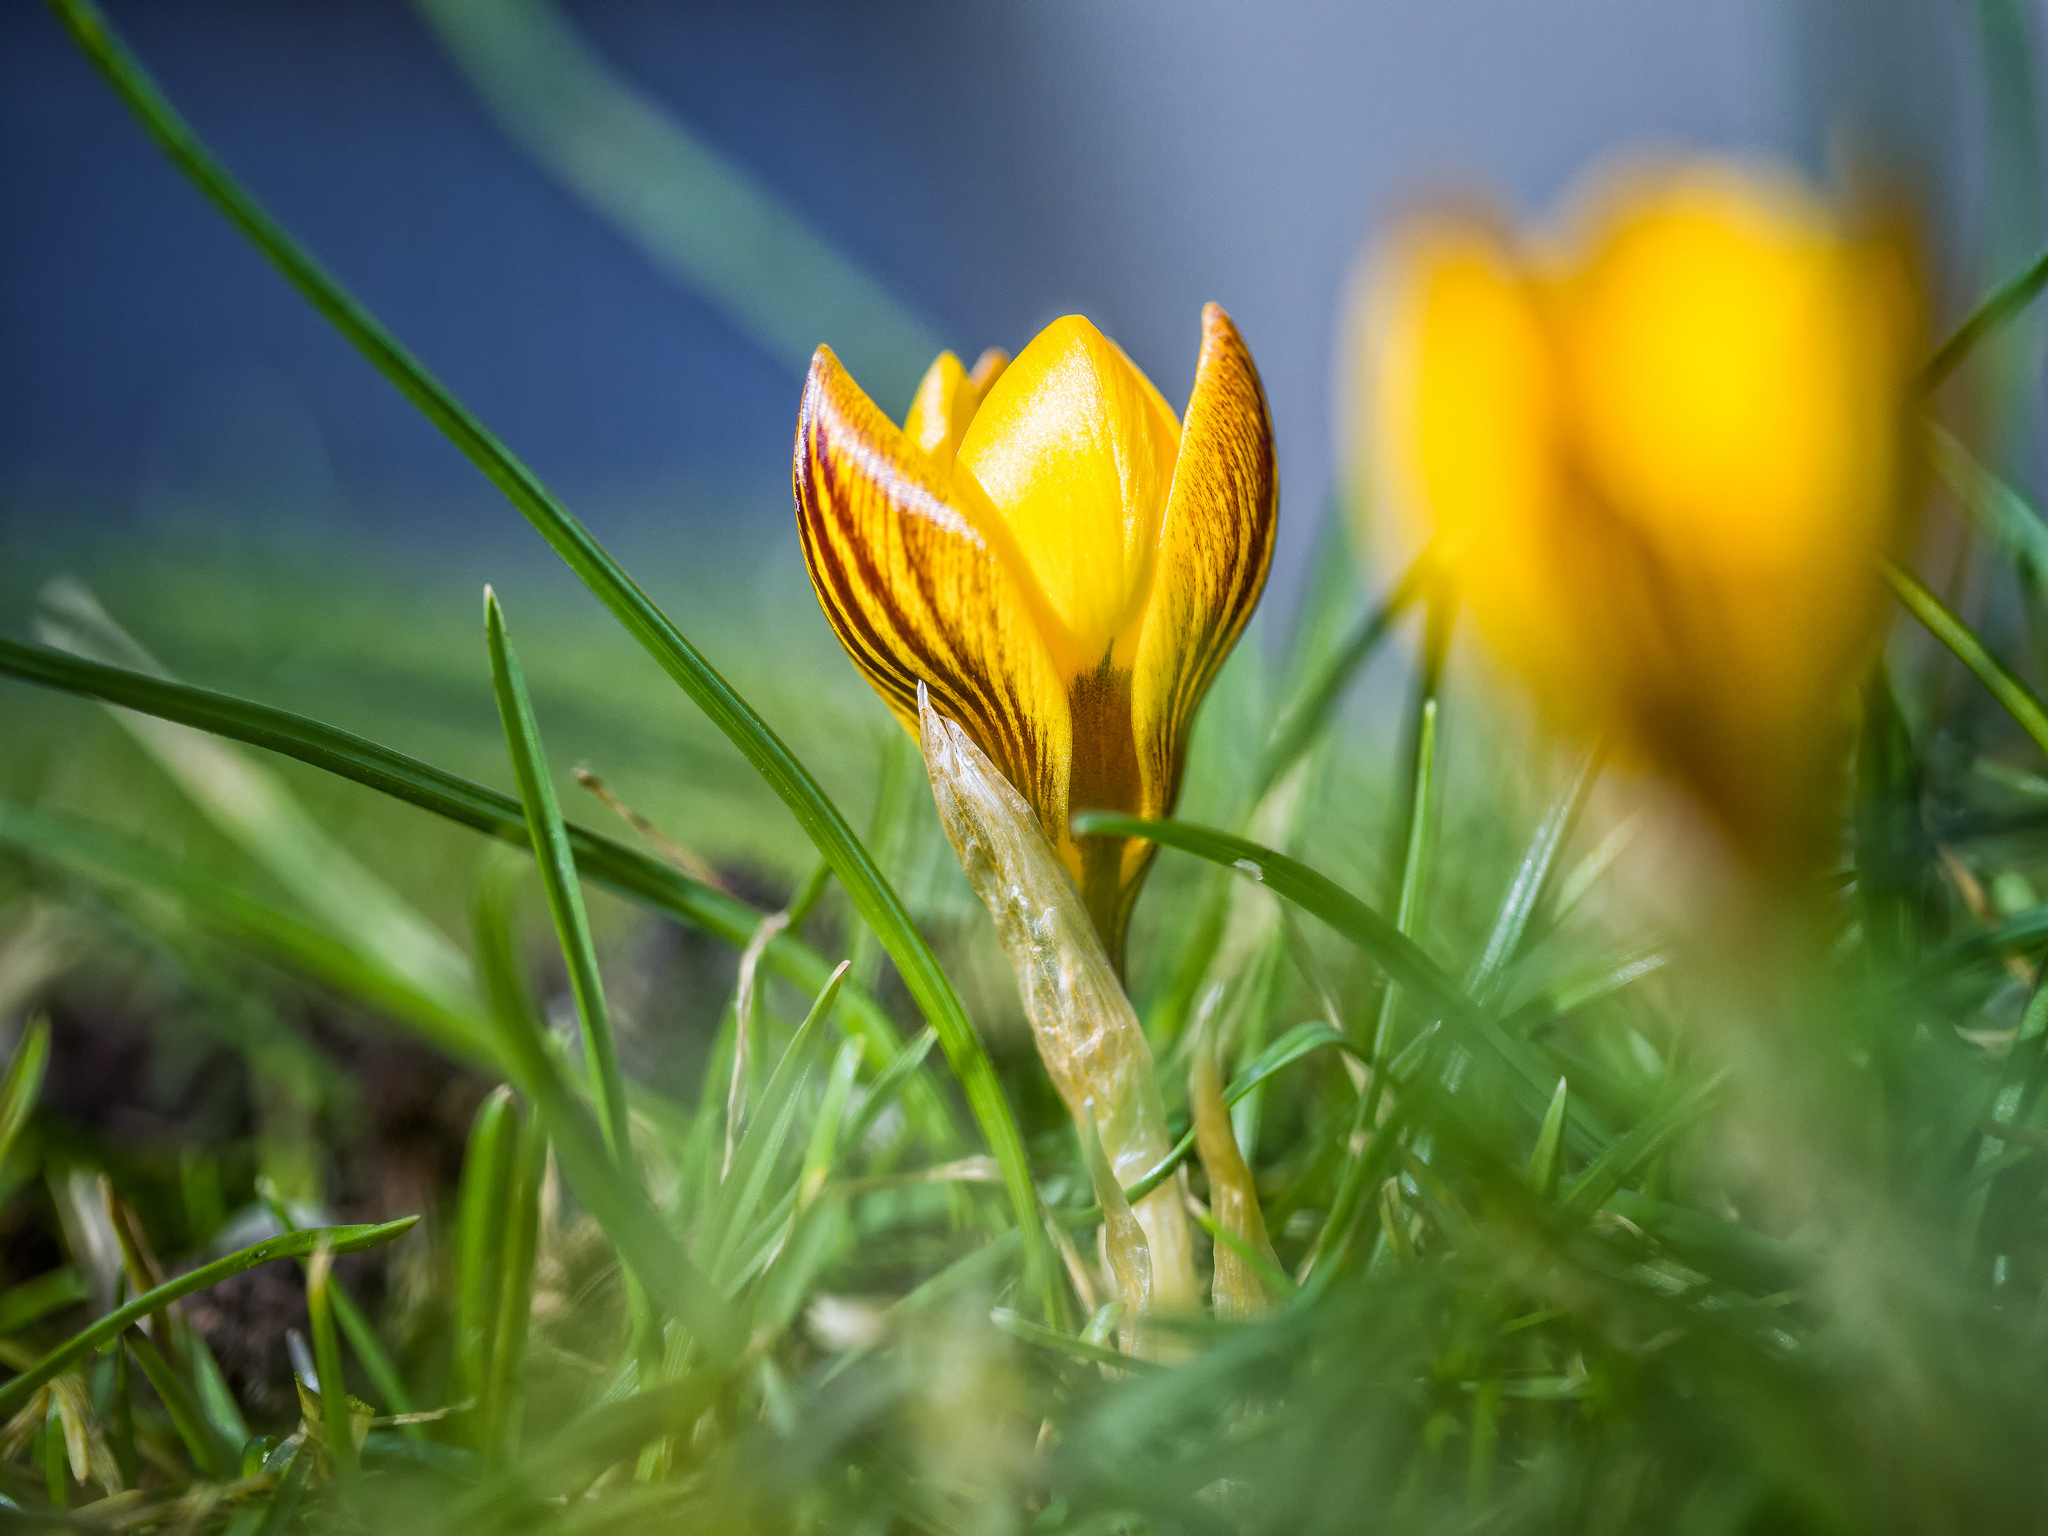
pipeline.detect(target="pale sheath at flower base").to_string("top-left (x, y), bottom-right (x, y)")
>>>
top-left (1359, 161), bottom-right (1920, 860)
top-left (919, 686), bottom-right (1199, 1342)
top-left (794, 306), bottom-right (1278, 967)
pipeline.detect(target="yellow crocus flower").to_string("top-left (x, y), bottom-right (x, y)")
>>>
top-left (1361, 162), bottom-right (1919, 857)
top-left (795, 305), bottom-right (1278, 962)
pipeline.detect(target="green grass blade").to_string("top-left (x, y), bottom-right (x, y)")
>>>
top-left (0, 1017), bottom-right (50, 1171)
top-left (413, 0), bottom-right (940, 388)
top-left (798, 1038), bottom-right (863, 1210)
top-left (44, 0), bottom-right (1048, 1301)
top-left (988, 1308), bottom-right (1159, 1373)
top-left (0, 637), bottom-right (932, 1120)
top-left (190, 1340), bottom-right (251, 1461)
top-left (124, 1324), bottom-right (233, 1479)
top-left (0, 1269), bottom-right (86, 1334)
top-left (1074, 813), bottom-right (1598, 1143)
top-left (1926, 423), bottom-right (2048, 575)
top-left (707, 963), bottom-right (848, 1281)
top-left (485, 588), bottom-right (630, 1165)
top-left (0, 1219), bottom-right (416, 1418)
top-left (1252, 553), bottom-right (1426, 800)
top-left (1467, 746), bottom-right (1602, 1005)
top-left (256, 1180), bottom-right (416, 1432)
top-left (0, 797), bottom-right (496, 1064)
top-left (445, 1375), bottom-right (720, 1523)
top-left (1370, 618), bottom-right (1448, 1071)
top-left (34, 583), bottom-right (472, 1015)
top-left (453, 1087), bottom-right (519, 1432)
top-left (1886, 559), bottom-right (2048, 758)
top-left (306, 1240), bottom-right (359, 1488)
top-left (1232, 1021), bottom-right (1359, 1099)
top-left (1529, 1078), bottom-right (1569, 1200)
top-left (470, 859), bottom-right (742, 1361)
top-left (1079, 1022), bottom-right (1356, 1217)
top-left (837, 1026), bottom-right (938, 1155)
top-left (253, 1442), bottom-right (312, 1536)
top-left (485, 1110), bottom-right (544, 1467)
top-left (1562, 1071), bottom-right (1726, 1215)
top-left (1922, 242), bottom-right (2048, 389)
top-left (1518, 943), bottom-right (1671, 1021)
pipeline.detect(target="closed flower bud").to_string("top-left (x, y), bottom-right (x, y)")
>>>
top-left (1357, 161), bottom-right (1920, 859)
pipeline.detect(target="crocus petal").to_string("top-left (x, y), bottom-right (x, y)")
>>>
top-left (901, 347), bottom-right (1010, 469)
top-left (1368, 218), bottom-right (1584, 725)
top-left (1560, 169), bottom-right (1896, 580)
top-left (795, 345), bottom-right (1071, 834)
top-left (956, 316), bottom-right (1182, 675)
top-left (1132, 304), bottom-right (1278, 829)
top-left (1547, 170), bottom-right (1916, 843)
top-left (967, 346), bottom-right (1009, 394)
top-left (1363, 166), bottom-right (1919, 862)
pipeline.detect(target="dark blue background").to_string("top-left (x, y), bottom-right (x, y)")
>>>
top-left (0, 0), bottom-right (2000, 597)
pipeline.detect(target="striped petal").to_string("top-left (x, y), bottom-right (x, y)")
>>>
top-left (1132, 304), bottom-right (1278, 828)
top-left (794, 345), bottom-right (1070, 837)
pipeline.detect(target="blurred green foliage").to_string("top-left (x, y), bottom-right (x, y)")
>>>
top-left (8, 1), bottom-right (2048, 1531)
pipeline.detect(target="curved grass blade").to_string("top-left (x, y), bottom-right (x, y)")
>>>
top-left (837, 1025), bottom-right (938, 1155)
top-left (989, 1307), bottom-right (1159, 1374)
top-left (1528, 1078), bottom-right (1569, 1200)
top-left (256, 1180), bottom-right (416, 1435)
top-left (470, 857), bottom-right (742, 1361)
top-left (0, 1270), bottom-right (86, 1335)
top-left (1074, 813), bottom-right (1602, 1144)
top-left (125, 1323), bottom-right (233, 1479)
top-left (254, 1441), bottom-right (313, 1536)
top-left (1927, 423), bottom-right (2048, 576)
top-left (44, 0), bottom-right (1047, 1302)
top-left (0, 1017), bottom-right (50, 1170)
top-left (1561, 1070), bottom-right (1726, 1215)
top-left (705, 962), bottom-right (849, 1284)
top-left (1232, 1021), bottom-right (1359, 1103)
top-left (305, 1240), bottom-right (359, 1489)
top-left (1080, 1021), bottom-right (1357, 1217)
top-left (1935, 904), bottom-right (2048, 976)
top-left (1886, 559), bottom-right (2048, 758)
top-left (35, 582), bottom-right (472, 1015)
top-left (1468, 745), bottom-right (1602, 1006)
top-left (1369, 600), bottom-right (1451, 1072)
top-left (485, 588), bottom-right (629, 1165)
top-left (0, 636), bottom-right (950, 1144)
top-left (1252, 552), bottom-right (1426, 801)
top-left (484, 1113), bottom-right (544, 1467)
top-left (1532, 943), bottom-right (1671, 1020)
top-left (414, 0), bottom-right (940, 387)
top-left (0, 1219), bottom-right (416, 1419)
top-left (0, 798), bottom-right (496, 1064)
top-left (1922, 242), bottom-right (2048, 390)
top-left (453, 1088), bottom-right (519, 1441)
top-left (441, 1374), bottom-right (720, 1526)
top-left (813, 1229), bottom-right (1023, 1389)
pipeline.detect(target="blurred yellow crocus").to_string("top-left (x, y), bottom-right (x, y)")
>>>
top-left (795, 306), bottom-right (1278, 962)
top-left (1362, 162), bottom-right (1919, 856)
